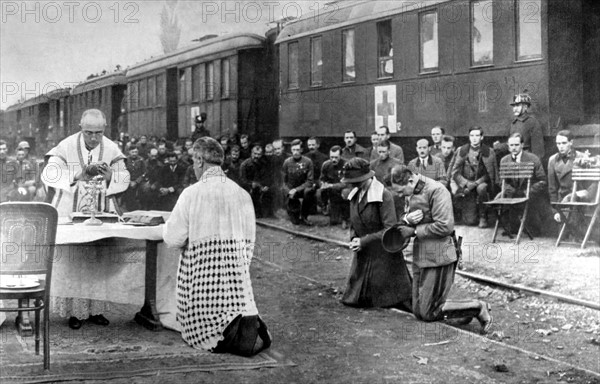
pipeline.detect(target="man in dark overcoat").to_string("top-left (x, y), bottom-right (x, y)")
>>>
top-left (498, 133), bottom-right (552, 235)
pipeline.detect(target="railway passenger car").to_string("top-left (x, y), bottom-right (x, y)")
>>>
top-left (45, 88), bottom-right (71, 147)
top-left (14, 94), bottom-right (52, 154)
top-left (276, 0), bottom-right (599, 161)
top-left (126, 33), bottom-right (278, 143)
top-left (70, 71), bottom-right (128, 140)
top-left (1, 105), bottom-right (20, 150)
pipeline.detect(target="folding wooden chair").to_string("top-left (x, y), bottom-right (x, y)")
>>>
top-left (484, 162), bottom-right (535, 244)
top-left (0, 202), bottom-right (58, 371)
top-left (552, 167), bottom-right (600, 248)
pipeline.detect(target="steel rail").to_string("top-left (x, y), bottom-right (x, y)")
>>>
top-left (256, 220), bottom-right (600, 311)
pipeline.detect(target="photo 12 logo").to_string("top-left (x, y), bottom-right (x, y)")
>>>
top-left (1, 2), bottom-right (140, 24)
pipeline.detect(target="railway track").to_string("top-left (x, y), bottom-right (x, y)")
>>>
top-left (256, 220), bottom-right (600, 311)
top-left (256, 220), bottom-right (600, 379)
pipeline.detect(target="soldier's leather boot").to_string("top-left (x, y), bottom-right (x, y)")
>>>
top-left (441, 300), bottom-right (493, 334)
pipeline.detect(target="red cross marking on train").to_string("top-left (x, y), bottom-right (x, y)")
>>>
top-left (377, 90), bottom-right (395, 127)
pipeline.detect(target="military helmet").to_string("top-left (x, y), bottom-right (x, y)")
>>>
top-left (510, 93), bottom-right (532, 106)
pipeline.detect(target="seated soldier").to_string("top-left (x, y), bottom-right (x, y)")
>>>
top-left (376, 126), bottom-right (404, 163)
top-left (408, 138), bottom-right (447, 186)
top-left (497, 133), bottom-right (550, 235)
top-left (306, 137), bottom-right (328, 214)
top-left (282, 139), bottom-right (314, 225)
top-left (370, 140), bottom-right (402, 185)
top-left (548, 130), bottom-right (598, 235)
top-left (318, 145), bottom-right (349, 228)
top-left (451, 126), bottom-right (498, 228)
top-left (155, 152), bottom-right (186, 211)
top-left (6, 147), bottom-right (37, 201)
top-left (240, 144), bottom-right (275, 218)
top-left (123, 144), bottom-right (146, 211)
top-left (139, 148), bottom-right (163, 210)
top-left (223, 145), bottom-right (243, 185)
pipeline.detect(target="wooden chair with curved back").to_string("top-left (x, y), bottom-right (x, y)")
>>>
top-left (0, 202), bottom-right (58, 371)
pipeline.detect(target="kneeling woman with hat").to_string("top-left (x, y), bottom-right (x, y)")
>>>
top-left (340, 158), bottom-right (412, 310)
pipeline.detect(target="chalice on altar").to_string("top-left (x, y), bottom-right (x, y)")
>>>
top-left (82, 174), bottom-right (105, 226)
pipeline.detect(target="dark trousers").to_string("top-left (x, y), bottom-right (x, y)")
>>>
top-left (412, 262), bottom-right (456, 322)
top-left (285, 189), bottom-right (314, 223)
top-left (250, 187), bottom-right (274, 218)
top-left (317, 188), bottom-right (349, 224)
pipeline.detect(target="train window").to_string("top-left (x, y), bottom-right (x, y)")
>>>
top-left (471, 0), bottom-right (494, 66)
top-left (221, 59), bottom-right (230, 98)
top-left (148, 76), bottom-right (156, 106)
top-left (288, 42), bottom-right (299, 89)
top-left (311, 37), bottom-right (323, 87)
top-left (156, 74), bottom-right (165, 105)
top-left (179, 69), bottom-right (186, 102)
top-left (420, 11), bottom-right (439, 72)
top-left (206, 62), bottom-right (214, 100)
top-left (342, 29), bottom-right (356, 82)
top-left (129, 82), bottom-right (138, 110)
top-left (98, 89), bottom-right (103, 106)
top-left (515, 0), bottom-right (542, 61)
top-left (377, 20), bottom-right (393, 78)
top-left (140, 78), bottom-right (147, 108)
top-left (192, 65), bottom-right (200, 101)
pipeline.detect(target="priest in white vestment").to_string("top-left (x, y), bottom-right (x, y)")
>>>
top-left (163, 137), bottom-right (271, 356)
top-left (41, 108), bottom-right (130, 329)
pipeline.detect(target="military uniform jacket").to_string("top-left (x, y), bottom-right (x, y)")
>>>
top-left (282, 156), bottom-right (314, 191)
top-left (320, 159), bottom-right (346, 190)
top-left (370, 157), bottom-right (402, 185)
top-left (547, 150), bottom-right (596, 202)
top-left (405, 177), bottom-right (457, 268)
top-left (509, 112), bottom-right (545, 160)
top-left (341, 144), bottom-right (367, 161)
top-left (408, 156), bottom-right (447, 185)
top-left (240, 157), bottom-right (273, 191)
top-left (126, 156), bottom-right (146, 184)
top-left (452, 144), bottom-right (498, 191)
top-left (306, 150), bottom-right (328, 182)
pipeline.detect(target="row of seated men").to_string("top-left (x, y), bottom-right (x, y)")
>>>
top-left (3, 125), bottom-right (597, 238)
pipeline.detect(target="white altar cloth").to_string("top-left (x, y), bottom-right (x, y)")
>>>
top-left (52, 222), bottom-right (180, 330)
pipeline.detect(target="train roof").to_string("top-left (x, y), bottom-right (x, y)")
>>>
top-left (15, 87), bottom-right (72, 109)
top-left (127, 33), bottom-right (266, 79)
top-left (275, 0), bottom-right (451, 44)
top-left (72, 71), bottom-right (127, 95)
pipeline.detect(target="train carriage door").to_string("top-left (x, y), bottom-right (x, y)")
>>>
top-left (166, 67), bottom-right (179, 141)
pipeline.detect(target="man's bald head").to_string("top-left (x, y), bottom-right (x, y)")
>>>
top-left (80, 109), bottom-right (107, 127)
top-left (80, 109), bottom-right (107, 149)
top-left (416, 138), bottom-right (430, 159)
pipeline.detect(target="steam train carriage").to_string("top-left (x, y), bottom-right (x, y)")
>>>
top-left (276, 0), bottom-right (599, 161)
top-left (126, 32), bottom-right (279, 143)
top-left (70, 71), bottom-right (128, 141)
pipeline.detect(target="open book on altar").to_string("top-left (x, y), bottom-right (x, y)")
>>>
top-left (122, 211), bottom-right (170, 226)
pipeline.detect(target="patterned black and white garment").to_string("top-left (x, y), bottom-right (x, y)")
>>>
top-left (164, 166), bottom-right (259, 351)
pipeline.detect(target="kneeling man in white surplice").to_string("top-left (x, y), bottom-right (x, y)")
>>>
top-left (163, 137), bottom-right (271, 356)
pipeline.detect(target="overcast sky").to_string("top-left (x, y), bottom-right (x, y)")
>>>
top-left (1, 0), bottom-right (321, 109)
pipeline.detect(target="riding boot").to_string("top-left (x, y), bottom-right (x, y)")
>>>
top-left (477, 195), bottom-right (489, 228)
top-left (441, 300), bottom-right (493, 334)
